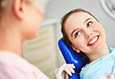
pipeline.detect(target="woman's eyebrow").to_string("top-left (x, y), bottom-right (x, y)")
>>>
top-left (71, 18), bottom-right (92, 37)
top-left (71, 28), bottom-right (79, 37)
top-left (84, 18), bottom-right (91, 24)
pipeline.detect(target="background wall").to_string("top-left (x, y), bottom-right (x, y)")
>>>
top-left (44, 0), bottom-right (115, 66)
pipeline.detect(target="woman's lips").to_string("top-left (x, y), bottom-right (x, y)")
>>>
top-left (87, 35), bottom-right (99, 46)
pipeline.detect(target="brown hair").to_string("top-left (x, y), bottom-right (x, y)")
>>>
top-left (0, 0), bottom-right (2, 21)
top-left (61, 8), bottom-right (98, 47)
top-left (0, 0), bottom-right (2, 10)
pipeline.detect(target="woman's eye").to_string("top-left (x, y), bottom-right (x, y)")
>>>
top-left (87, 21), bottom-right (92, 27)
top-left (75, 32), bottom-right (80, 37)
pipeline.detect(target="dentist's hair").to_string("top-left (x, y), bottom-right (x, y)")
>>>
top-left (0, 0), bottom-right (36, 20)
top-left (61, 8), bottom-right (99, 47)
top-left (0, 0), bottom-right (34, 10)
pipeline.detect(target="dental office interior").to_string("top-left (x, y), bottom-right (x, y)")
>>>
top-left (22, 0), bottom-right (115, 79)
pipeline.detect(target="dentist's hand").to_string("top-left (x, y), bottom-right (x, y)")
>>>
top-left (98, 73), bottom-right (115, 79)
top-left (54, 64), bottom-right (75, 79)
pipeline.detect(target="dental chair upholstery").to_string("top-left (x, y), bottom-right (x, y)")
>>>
top-left (58, 38), bottom-right (89, 79)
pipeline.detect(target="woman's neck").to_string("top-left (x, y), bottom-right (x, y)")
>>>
top-left (0, 27), bottom-right (24, 56)
top-left (86, 44), bottom-right (110, 63)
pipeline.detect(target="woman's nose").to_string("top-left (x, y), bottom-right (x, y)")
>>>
top-left (85, 31), bottom-right (93, 39)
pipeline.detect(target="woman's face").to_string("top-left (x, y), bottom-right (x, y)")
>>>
top-left (64, 12), bottom-right (106, 54)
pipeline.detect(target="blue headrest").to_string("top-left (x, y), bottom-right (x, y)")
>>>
top-left (58, 38), bottom-right (89, 72)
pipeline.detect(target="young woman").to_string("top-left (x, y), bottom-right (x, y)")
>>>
top-left (55, 9), bottom-right (115, 79)
top-left (0, 0), bottom-right (49, 79)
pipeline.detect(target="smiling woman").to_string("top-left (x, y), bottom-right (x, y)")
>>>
top-left (55, 8), bottom-right (115, 79)
top-left (61, 9), bottom-right (107, 62)
top-left (61, 9), bottom-right (99, 47)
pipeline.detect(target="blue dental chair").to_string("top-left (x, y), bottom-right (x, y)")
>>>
top-left (58, 38), bottom-right (89, 79)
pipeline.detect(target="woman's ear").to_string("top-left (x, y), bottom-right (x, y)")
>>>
top-left (12, 0), bottom-right (26, 20)
top-left (71, 45), bottom-right (80, 53)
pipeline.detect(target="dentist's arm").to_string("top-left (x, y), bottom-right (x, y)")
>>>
top-left (54, 64), bottom-right (75, 79)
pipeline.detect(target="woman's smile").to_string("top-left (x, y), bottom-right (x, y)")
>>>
top-left (87, 35), bottom-right (100, 46)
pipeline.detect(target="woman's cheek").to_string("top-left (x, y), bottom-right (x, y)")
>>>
top-left (74, 39), bottom-right (84, 47)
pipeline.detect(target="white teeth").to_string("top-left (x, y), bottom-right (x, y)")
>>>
top-left (89, 37), bottom-right (98, 45)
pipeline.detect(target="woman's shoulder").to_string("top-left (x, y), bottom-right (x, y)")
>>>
top-left (80, 57), bottom-right (113, 79)
top-left (80, 51), bottom-right (114, 74)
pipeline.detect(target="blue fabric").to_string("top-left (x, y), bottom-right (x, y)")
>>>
top-left (80, 48), bottom-right (115, 79)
